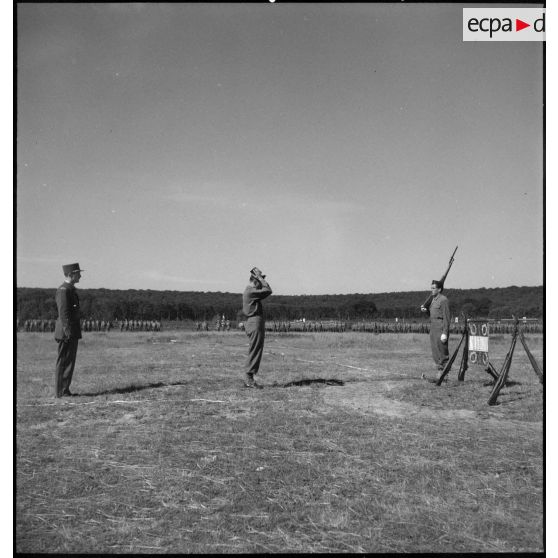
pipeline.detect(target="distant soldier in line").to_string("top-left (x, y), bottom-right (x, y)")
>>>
top-left (421, 280), bottom-right (450, 371)
top-left (54, 263), bottom-right (83, 397)
top-left (242, 267), bottom-right (272, 388)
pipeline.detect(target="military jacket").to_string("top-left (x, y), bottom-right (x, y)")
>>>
top-left (54, 282), bottom-right (82, 341)
top-left (429, 293), bottom-right (450, 335)
top-left (242, 280), bottom-right (272, 317)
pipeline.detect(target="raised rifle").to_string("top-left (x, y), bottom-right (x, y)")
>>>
top-left (421, 246), bottom-right (458, 312)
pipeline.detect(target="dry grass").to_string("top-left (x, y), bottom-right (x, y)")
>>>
top-left (16, 330), bottom-right (543, 553)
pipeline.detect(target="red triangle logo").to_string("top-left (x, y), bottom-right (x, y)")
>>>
top-left (516, 19), bottom-right (530, 31)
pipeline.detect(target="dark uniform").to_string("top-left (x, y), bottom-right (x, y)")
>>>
top-left (429, 292), bottom-right (450, 369)
top-left (54, 263), bottom-right (83, 397)
top-left (242, 270), bottom-right (272, 387)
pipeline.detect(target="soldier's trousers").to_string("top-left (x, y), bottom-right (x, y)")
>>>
top-left (429, 321), bottom-right (449, 368)
top-left (55, 338), bottom-right (78, 397)
top-left (245, 316), bottom-right (265, 377)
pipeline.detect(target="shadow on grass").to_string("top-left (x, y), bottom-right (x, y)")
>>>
top-left (275, 378), bottom-right (345, 388)
top-left (75, 380), bottom-right (189, 397)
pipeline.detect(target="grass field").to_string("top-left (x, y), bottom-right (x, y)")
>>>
top-left (16, 330), bottom-right (543, 553)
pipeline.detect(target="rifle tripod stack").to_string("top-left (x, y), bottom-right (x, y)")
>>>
top-left (435, 316), bottom-right (543, 405)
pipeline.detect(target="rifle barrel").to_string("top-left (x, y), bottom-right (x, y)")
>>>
top-left (421, 246), bottom-right (458, 310)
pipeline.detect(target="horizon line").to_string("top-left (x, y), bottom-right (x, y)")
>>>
top-left (15, 284), bottom-right (544, 297)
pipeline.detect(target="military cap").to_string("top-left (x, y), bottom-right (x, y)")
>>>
top-left (62, 263), bottom-right (84, 275)
top-left (431, 280), bottom-right (444, 289)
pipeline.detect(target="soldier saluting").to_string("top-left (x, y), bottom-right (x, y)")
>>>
top-left (54, 263), bottom-right (83, 397)
top-left (242, 267), bottom-right (272, 388)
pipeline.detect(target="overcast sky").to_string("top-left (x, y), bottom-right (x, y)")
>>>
top-left (16, 2), bottom-right (543, 295)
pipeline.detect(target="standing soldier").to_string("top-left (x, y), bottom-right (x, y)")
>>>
top-left (421, 280), bottom-right (450, 371)
top-left (242, 267), bottom-right (272, 388)
top-left (54, 263), bottom-right (83, 397)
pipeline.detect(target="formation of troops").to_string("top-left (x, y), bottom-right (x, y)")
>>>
top-left (265, 320), bottom-right (347, 333)
top-left (18, 318), bottom-right (56, 332)
top-left (17, 318), bottom-right (162, 332)
top-left (195, 316), bottom-right (231, 331)
top-left (16, 317), bottom-right (542, 335)
top-left (82, 319), bottom-right (114, 332)
top-left (118, 319), bottom-right (162, 332)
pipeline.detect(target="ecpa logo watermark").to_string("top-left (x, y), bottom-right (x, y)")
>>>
top-left (463, 8), bottom-right (545, 41)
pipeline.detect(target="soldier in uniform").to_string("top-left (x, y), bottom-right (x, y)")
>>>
top-left (242, 267), bottom-right (272, 388)
top-left (54, 263), bottom-right (83, 397)
top-left (421, 280), bottom-right (450, 370)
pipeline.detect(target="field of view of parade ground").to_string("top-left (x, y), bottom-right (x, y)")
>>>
top-left (15, 2), bottom-right (547, 555)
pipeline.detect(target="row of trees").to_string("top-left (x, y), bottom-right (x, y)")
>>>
top-left (16, 286), bottom-right (543, 322)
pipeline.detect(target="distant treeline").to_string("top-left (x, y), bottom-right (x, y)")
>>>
top-left (16, 285), bottom-right (543, 322)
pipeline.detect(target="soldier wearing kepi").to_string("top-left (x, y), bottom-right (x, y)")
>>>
top-left (421, 280), bottom-right (450, 370)
top-left (242, 267), bottom-right (272, 388)
top-left (54, 263), bottom-right (83, 397)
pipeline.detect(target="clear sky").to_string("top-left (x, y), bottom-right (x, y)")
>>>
top-left (16, 2), bottom-right (543, 295)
